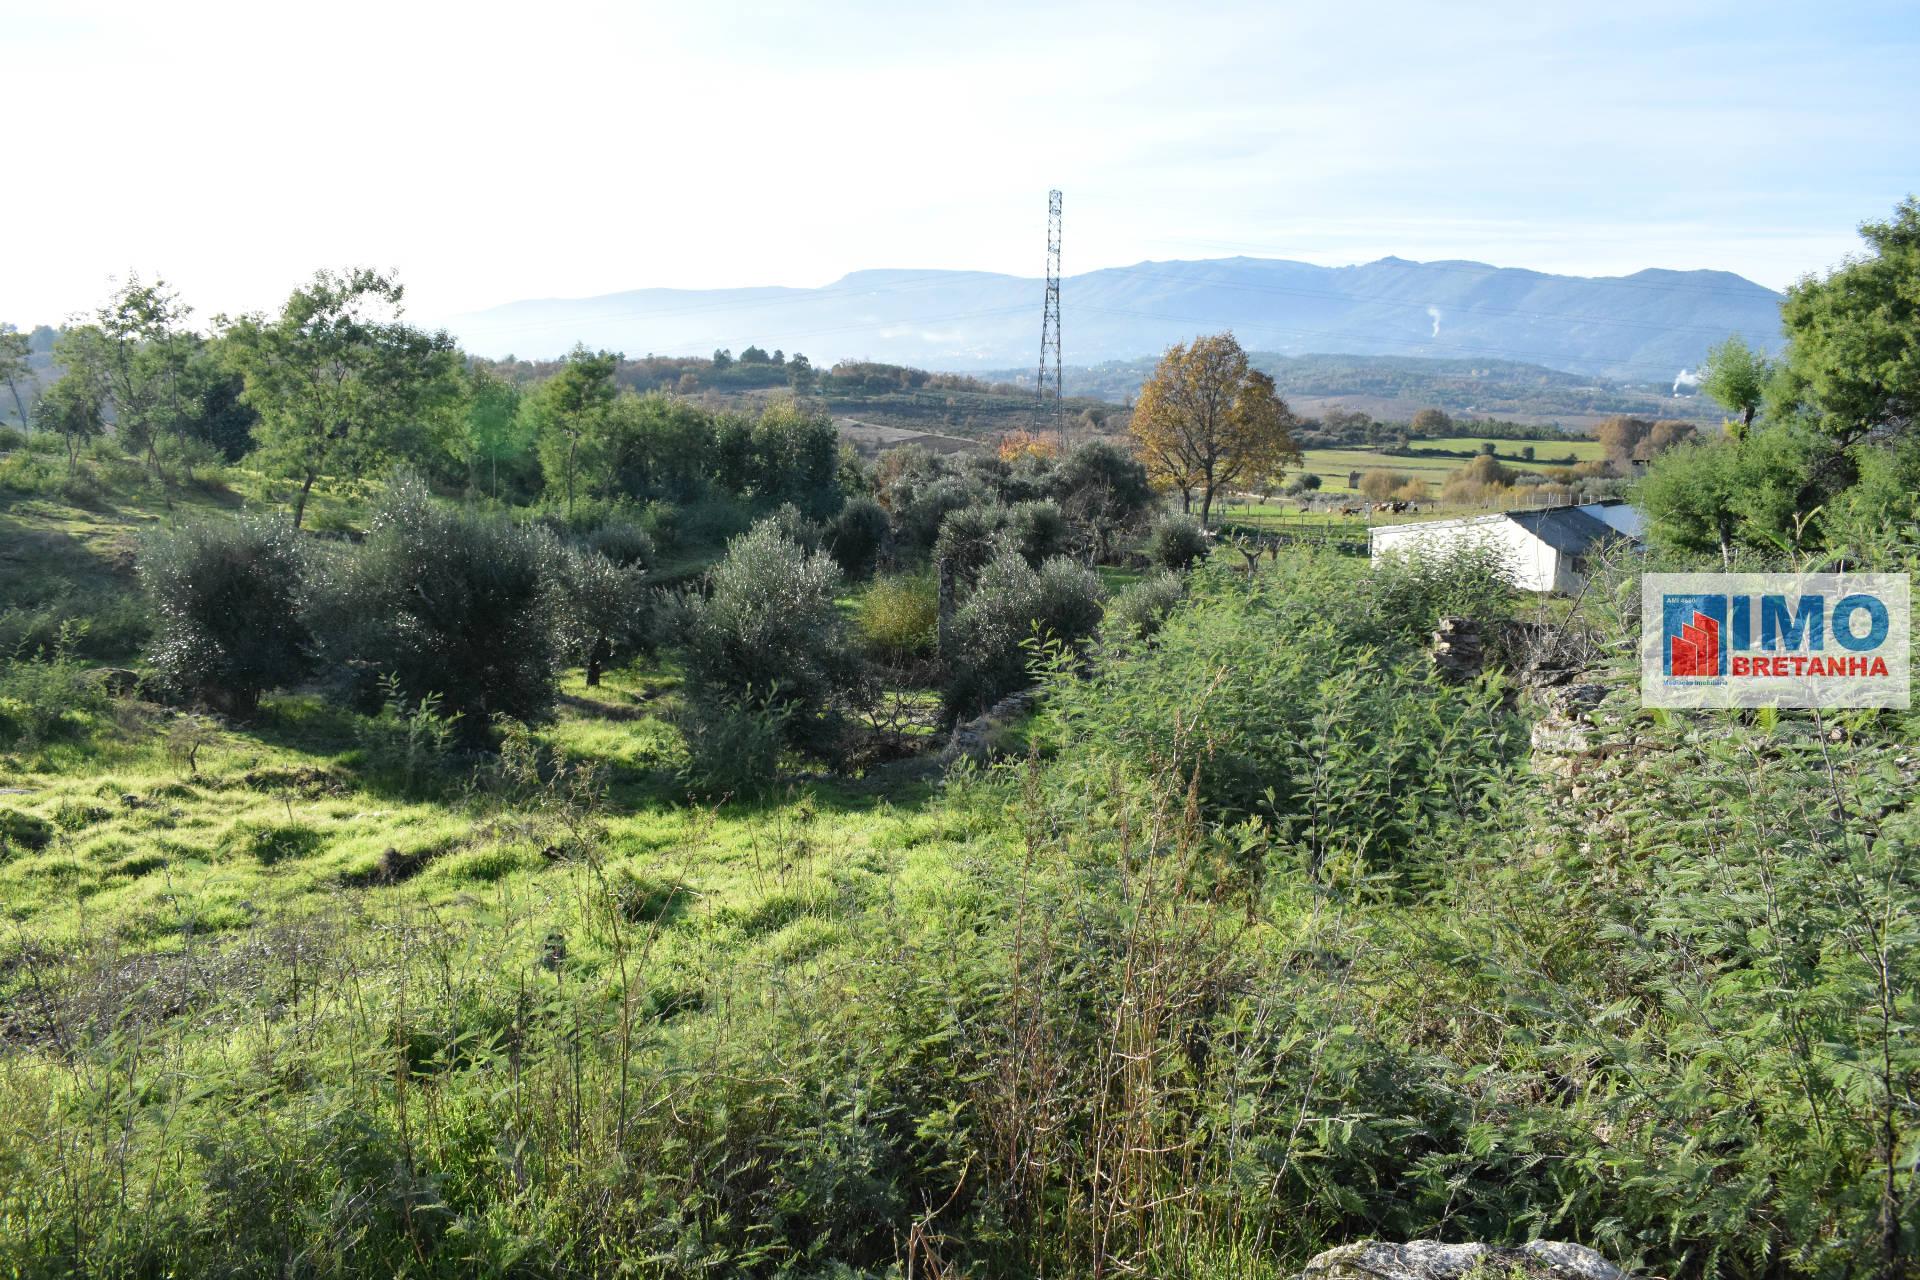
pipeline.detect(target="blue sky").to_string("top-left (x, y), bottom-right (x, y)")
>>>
top-left (6, 0), bottom-right (1917, 326)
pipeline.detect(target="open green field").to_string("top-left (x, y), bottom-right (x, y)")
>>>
top-left (1294, 435), bottom-right (1604, 494)
top-left (1418, 435), bottom-right (1607, 462)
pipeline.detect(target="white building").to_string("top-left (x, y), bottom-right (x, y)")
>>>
top-left (1368, 500), bottom-right (1644, 594)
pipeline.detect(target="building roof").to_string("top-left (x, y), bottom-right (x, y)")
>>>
top-left (1369, 501), bottom-right (1641, 556)
top-left (1502, 505), bottom-right (1621, 556)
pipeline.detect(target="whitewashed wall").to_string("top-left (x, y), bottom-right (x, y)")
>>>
top-left (1369, 515), bottom-right (1562, 593)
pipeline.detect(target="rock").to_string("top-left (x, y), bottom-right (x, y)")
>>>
top-left (941, 689), bottom-right (1038, 766)
top-left (1299, 1240), bottom-right (1625, 1280)
top-left (1431, 617), bottom-right (1485, 684)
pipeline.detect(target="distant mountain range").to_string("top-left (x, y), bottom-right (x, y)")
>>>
top-left (1005, 353), bottom-right (1722, 425)
top-left (444, 256), bottom-right (1786, 384)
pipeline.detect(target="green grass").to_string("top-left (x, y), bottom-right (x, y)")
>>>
top-left (1292, 433), bottom-right (1602, 493)
top-left (6, 455), bottom-right (1910, 1280)
top-left (1418, 434), bottom-right (1606, 462)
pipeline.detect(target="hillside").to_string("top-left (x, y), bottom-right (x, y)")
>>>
top-left (440, 256), bottom-right (1785, 382)
top-left (988, 352), bottom-right (1722, 428)
top-left (3, 480), bottom-right (1911, 1277)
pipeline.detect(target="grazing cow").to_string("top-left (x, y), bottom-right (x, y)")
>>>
top-left (1338, 505), bottom-right (1363, 517)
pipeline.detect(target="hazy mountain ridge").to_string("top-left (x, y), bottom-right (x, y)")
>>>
top-left (996, 352), bottom-right (1720, 425)
top-left (443, 255), bottom-right (1786, 382)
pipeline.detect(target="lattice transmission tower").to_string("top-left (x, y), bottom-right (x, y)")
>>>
top-left (1036, 189), bottom-right (1065, 447)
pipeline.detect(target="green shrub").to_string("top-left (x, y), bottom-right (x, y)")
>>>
top-left (584, 519), bottom-right (656, 568)
top-left (354, 680), bottom-right (464, 791)
top-left (1103, 570), bottom-right (1186, 642)
top-left (0, 626), bottom-right (112, 748)
top-left (944, 552), bottom-right (1105, 718)
top-left (1370, 534), bottom-right (1520, 638)
top-left (225, 819), bottom-right (326, 865)
top-left (676, 518), bottom-right (856, 750)
top-left (330, 475), bottom-right (560, 743)
top-left (1045, 552), bottom-right (1523, 876)
top-left (855, 572), bottom-right (938, 663)
top-left (827, 495), bottom-right (890, 577)
top-left (1148, 513), bottom-right (1210, 571)
top-left (677, 692), bottom-right (788, 799)
top-left (139, 515), bottom-right (313, 717)
top-left (1003, 500), bottom-right (1071, 566)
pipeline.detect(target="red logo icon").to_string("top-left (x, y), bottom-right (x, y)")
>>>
top-left (1669, 611), bottom-right (1721, 677)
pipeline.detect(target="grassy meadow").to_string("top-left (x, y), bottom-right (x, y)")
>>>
top-left (1, 436), bottom-right (1914, 1279)
top-left (1292, 436), bottom-right (1607, 494)
top-left (5, 134), bottom-right (1916, 1280)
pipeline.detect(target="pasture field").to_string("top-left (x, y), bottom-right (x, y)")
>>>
top-left (1293, 435), bottom-right (1604, 493)
top-left (1417, 435), bottom-right (1607, 462)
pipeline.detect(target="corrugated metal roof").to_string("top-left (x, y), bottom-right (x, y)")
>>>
top-left (1503, 506), bottom-right (1620, 555)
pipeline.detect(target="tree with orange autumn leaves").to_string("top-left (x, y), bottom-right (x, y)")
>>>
top-left (1127, 333), bottom-right (1300, 525)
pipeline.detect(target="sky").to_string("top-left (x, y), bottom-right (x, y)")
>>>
top-left (6, 0), bottom-right (1918, 332)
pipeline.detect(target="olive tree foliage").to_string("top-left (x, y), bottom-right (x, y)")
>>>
top-left (139, 515), bottom-right (313, 717)
top-left (1047, 440), bottom-right (1155, 560)
top-left (1101, 569), bottom-right (1186, 643)
top-left (222, 269), bottom-right (461, 528)
top-left (1148, 513), bottom-right (1210, 572)
top-left (943, 551), bottom-right (1105, 719)
top-left (675, 518), bottom-right (858, 750)
top-left (326, 475), bottom-right (562, 742)
top-left (553, 546), bottom-right (652, 686)
top-left (826, 495), bottom-right (890, 576)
